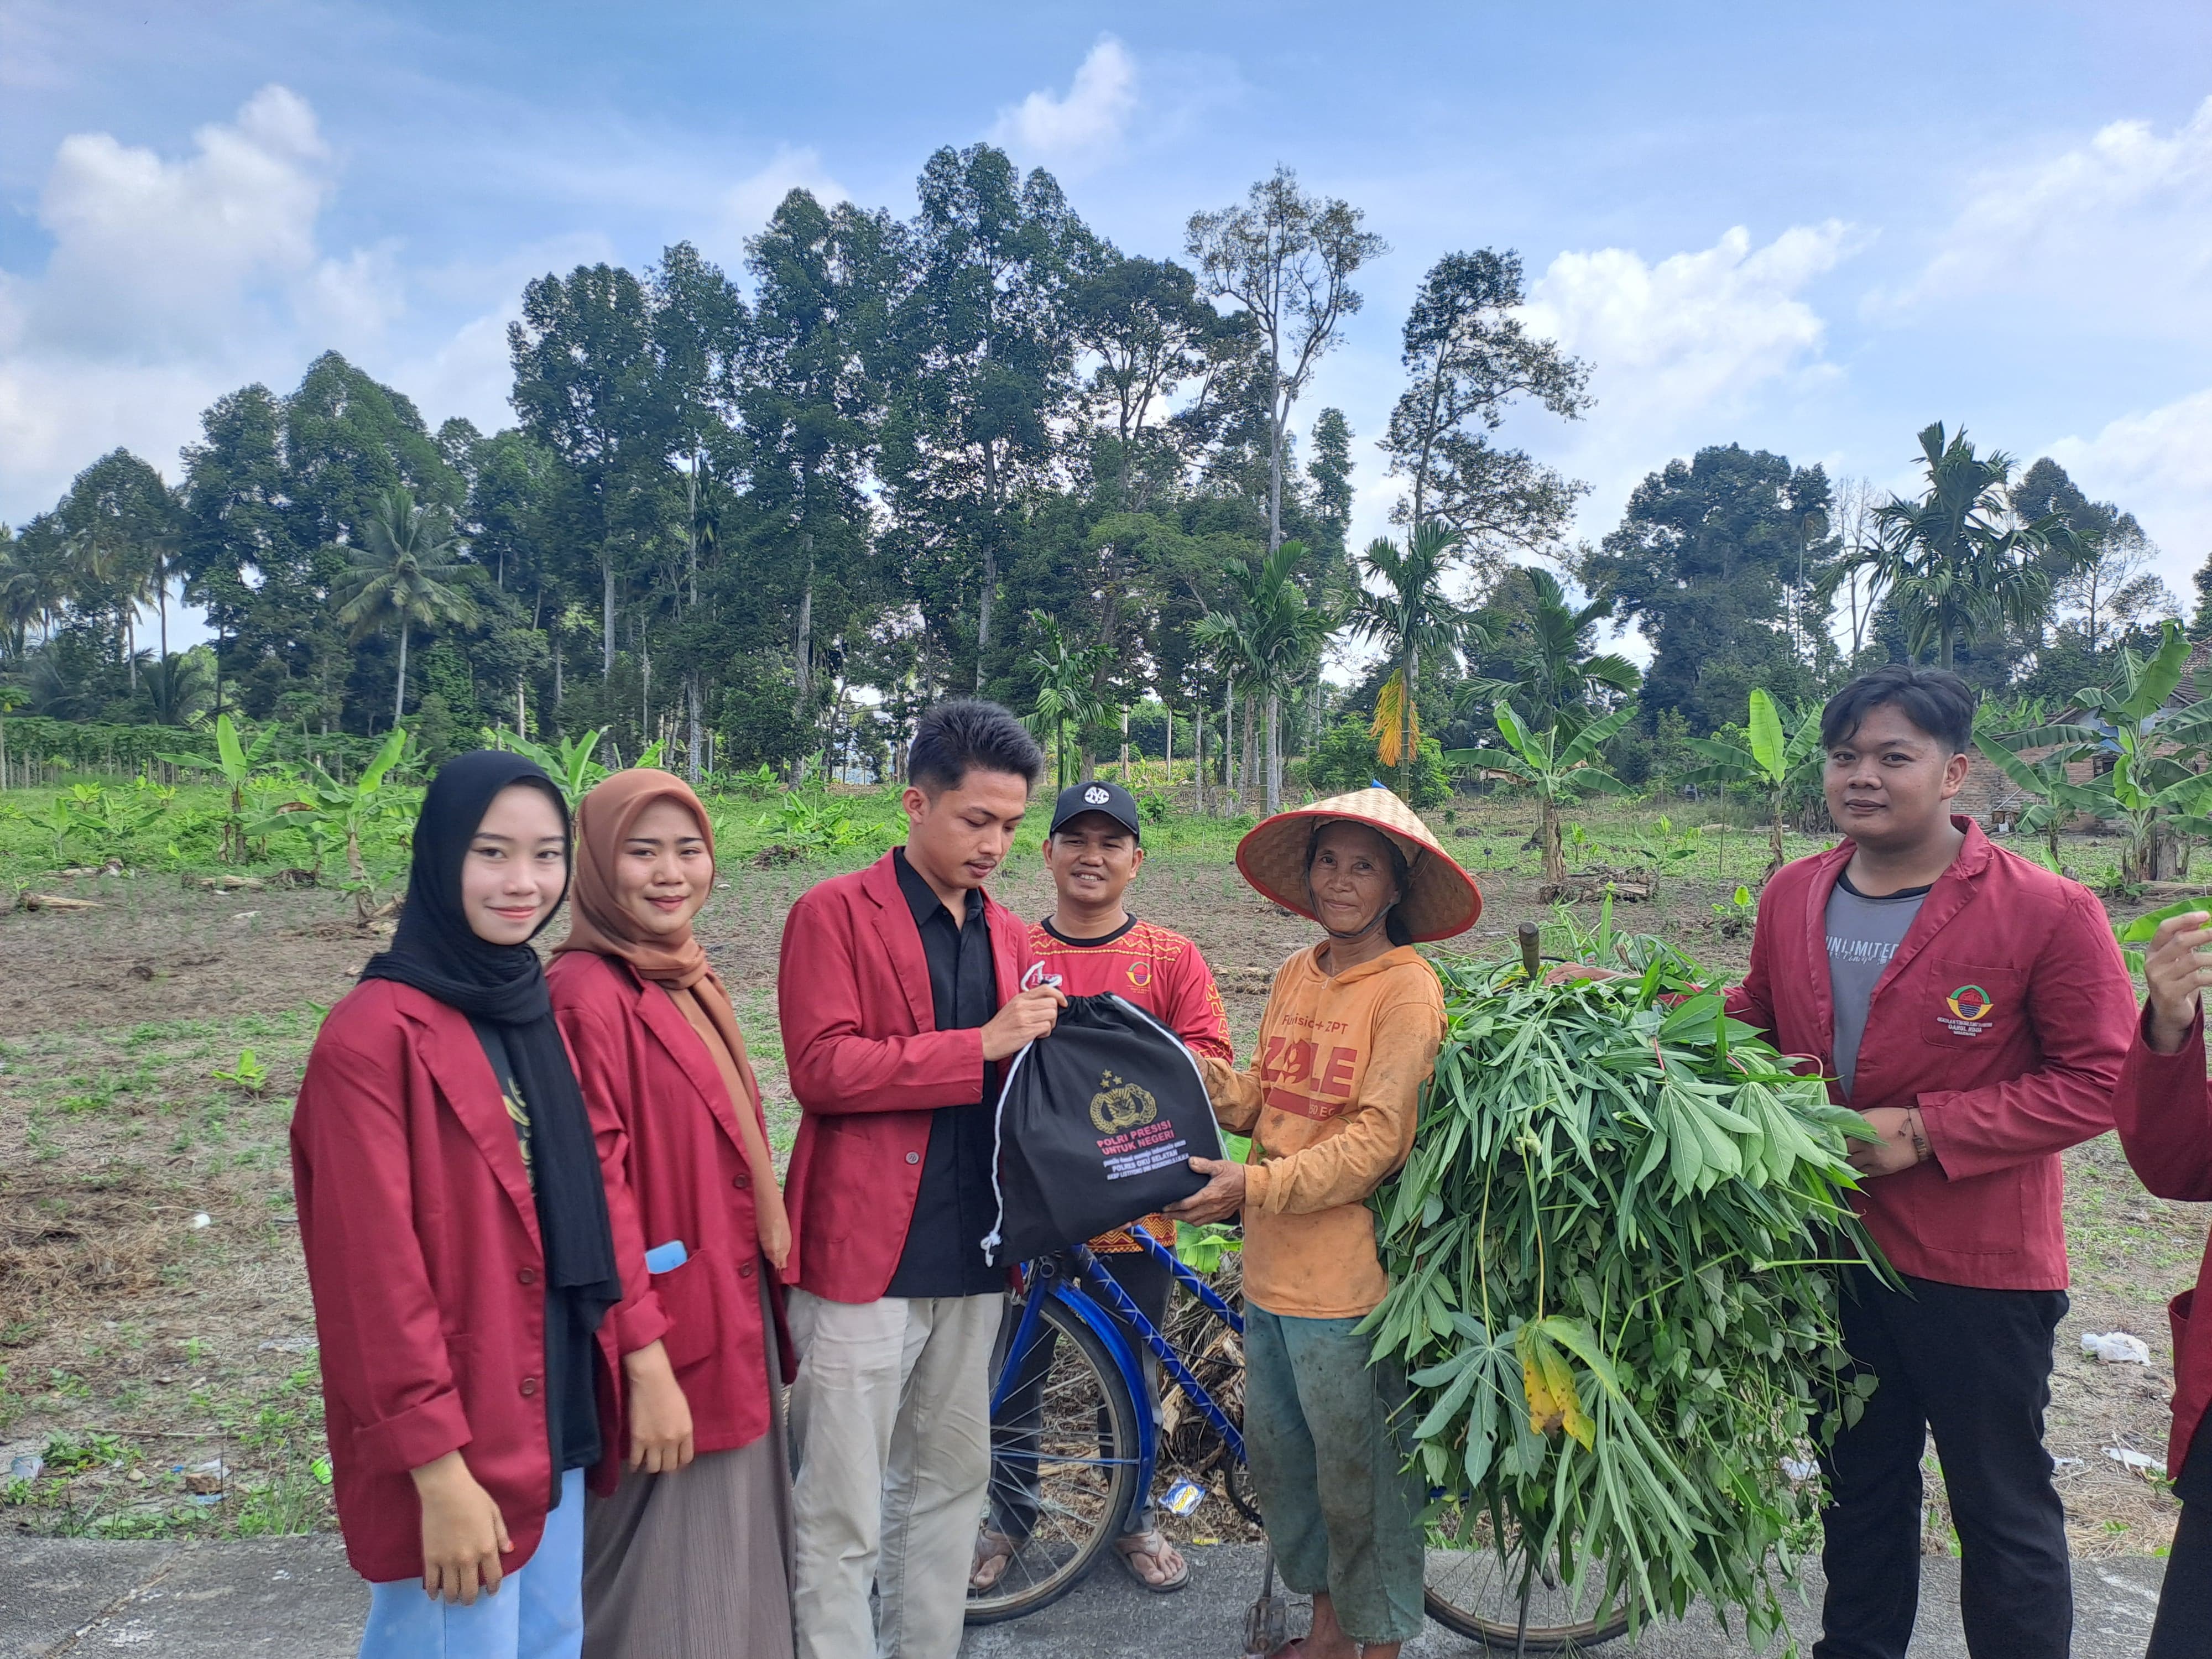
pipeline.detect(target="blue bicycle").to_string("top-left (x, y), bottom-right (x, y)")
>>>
top-left (963, 1232), bottom-right (1633, 1651)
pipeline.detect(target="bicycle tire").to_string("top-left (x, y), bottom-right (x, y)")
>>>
top-left (964, 1296), bottom-right (1141, 1625)
top-left (1420, 1507), bottom-right (1634, 1652)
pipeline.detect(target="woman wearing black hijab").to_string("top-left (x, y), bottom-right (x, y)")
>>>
top-left (292, 752), bottom-right (687, 1659)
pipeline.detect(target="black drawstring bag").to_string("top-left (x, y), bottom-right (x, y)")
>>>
top-left (983, 992), bottom-right (1224, 1265)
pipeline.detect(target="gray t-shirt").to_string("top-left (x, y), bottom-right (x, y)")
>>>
top-left (1824, 874), bottom-right (1929, 1098)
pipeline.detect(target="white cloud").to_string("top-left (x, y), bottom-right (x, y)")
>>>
top-left (1522, 222), bottom-right (1857, 422)
top-left (0, 85), bottom-right (421, 521)
top-left (990, 36), bottom-right (1139, 170)
top-left (1506, 223), bottom-right (1861, 544)
top-left (1880, 97), bottom-right (2212, 324)
top-left (2046, 387), bottom-right (2212, 594)
top-left (721, 144), bottom-right (852, 243)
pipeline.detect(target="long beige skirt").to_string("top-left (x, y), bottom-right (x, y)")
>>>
top-left (583, 1282), bottom-right (794, 1659)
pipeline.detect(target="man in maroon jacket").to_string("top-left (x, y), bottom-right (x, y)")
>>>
top-left (775, 701), bottom-right (1064, 1659)
top-left (1744, 667), bottom-right (2133, 1658)
top-left (1572, 665), bottom-right (2134, 1658)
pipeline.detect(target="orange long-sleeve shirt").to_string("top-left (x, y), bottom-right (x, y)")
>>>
top-left (1202, 942), bottom-right (1444, 1319)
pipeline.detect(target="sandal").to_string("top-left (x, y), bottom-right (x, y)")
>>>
top-left (1113, 1527), bottom-right (1191, 1593)
top-left (968, 1528), bottom-right (1016, 1594)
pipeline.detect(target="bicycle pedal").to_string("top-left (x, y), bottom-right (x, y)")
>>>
top-left (1243, 1592), bottom-right (1289, 1655)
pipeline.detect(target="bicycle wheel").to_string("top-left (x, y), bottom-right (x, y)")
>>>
top-left (965, 1295), bottom-right (1141, 1624)
top-left (1421, 1499), bottom-right (1634, 1652)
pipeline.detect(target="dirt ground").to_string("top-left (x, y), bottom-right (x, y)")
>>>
top-left (1, 834), bottom-right (2204, 1562)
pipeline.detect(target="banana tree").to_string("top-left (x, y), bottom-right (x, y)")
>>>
top-left (482, 726), bottom-right (666, 805)
top-left (255, 725), bottom-right (413, 922)
top-left (1968, 736), bottom-right (2100, 872)
top-left (161, 713), bottom-right (278, 863)
top-left (1996, 620), bottom-right (2212, 882)
top-left (1681, 690), bottom-right (1823, 881)
top-left (1447, 702), bottom-right (1636, 886)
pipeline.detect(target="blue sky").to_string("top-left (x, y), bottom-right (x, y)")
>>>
top-left (5, 0), bottom-right (2211, 646)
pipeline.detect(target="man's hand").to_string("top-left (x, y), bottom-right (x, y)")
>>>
top-left (1543, 962), bottom-right (1624, 987)
top-left (622, 1339), bottom-right (695, 1474)
top-left (1846, 1106), bottom-right (1931, 1178)
top-left (980, 983), bottom-right (1067, 1062)
top-left (410, 1451), bottom-right (511, 1604)
top-left (2144, 911), bottom-right (2212, 1055)
top-left (1164, 1156), bottom-right (1248, 1225)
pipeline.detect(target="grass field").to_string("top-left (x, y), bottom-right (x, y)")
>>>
top-left (0, 780), bottom-right (2203, 1562)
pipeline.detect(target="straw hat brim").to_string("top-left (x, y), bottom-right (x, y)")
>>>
top-left (1234, 788), bottom-right (1482, 943)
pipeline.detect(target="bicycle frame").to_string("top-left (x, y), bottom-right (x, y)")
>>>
top-left (989, 1233), bottom-right (1248, 1519)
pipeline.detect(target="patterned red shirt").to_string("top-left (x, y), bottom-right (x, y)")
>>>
top-left (1027, 915), bottom-right (1234, 1251)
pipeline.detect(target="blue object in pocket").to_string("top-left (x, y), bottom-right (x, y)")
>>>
top-left (644, 1239), bottom-right (688, 1275)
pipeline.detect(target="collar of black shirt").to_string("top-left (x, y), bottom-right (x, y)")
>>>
top-left (893, 844), bottom-right (985, 927)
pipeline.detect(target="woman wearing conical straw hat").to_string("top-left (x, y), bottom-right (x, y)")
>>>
top-left (1166, 789), bottom-right (1480, 1659)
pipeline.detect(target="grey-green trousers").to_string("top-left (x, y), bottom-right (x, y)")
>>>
top-left (1243, 1304), bottom-right (1426, 1646)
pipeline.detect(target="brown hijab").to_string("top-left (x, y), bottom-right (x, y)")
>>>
top-left (555, 769), bottom-right (790, 1269)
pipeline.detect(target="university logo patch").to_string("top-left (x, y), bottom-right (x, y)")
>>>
top-left (1938, 983), bottom-right (1999, 1036)
top-left (1126, 959), bottom-right (1152, 989)
top-left (1946, 984), bottom-right (1994, 1022)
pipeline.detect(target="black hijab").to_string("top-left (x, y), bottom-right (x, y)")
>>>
top-left (362, 750), bottom-right (622, 1328)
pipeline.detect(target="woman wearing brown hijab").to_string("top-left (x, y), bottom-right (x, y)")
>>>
top-left (547, 770), bottom-right (795, 1659)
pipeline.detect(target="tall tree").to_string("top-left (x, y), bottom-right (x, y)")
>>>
top-left (1305, 408), bottom-right (1354, 573)
top-left (1585, 445), bottom-right (1830, 733)
top-left (1347, 524), bottom-right (1483, 802)
top-left (743, 192), bottom-right (893, 766)
top-left (510, 263), bottom-right (679, 677)
top-left (881, 144), bottom-right (1088, 687)
top-left (56, 450), bottom-right (181, 686)
top-left (334, 489), bottom-right (478, 724)
top-left (1186, 168), bottom-right (1385, 560)
top-left (1382, 249), bottom-right (1588, 574)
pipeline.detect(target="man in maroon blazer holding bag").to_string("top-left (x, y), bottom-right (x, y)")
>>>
top-left (775, 701), bottom-right (1063, 1659)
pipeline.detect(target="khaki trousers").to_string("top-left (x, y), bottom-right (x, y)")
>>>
top-left (786, 1289), bottom-right (1004, 1659)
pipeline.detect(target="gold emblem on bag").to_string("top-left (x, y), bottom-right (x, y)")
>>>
top-left (1088, 1070), bottom-right (1159, 1134)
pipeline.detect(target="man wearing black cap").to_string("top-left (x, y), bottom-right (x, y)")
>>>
top-left (968, 781), bottom-right (1234, 1597)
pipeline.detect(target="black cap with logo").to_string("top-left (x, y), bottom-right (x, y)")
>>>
top-left (1048, 780), bottom-right (1142, 842)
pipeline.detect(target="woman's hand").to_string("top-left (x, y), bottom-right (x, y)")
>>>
top-left (1164, 1156), bottom-right (1248, 1225)
top-left (623, 1340), bottom-right (696, 1474)
top-left (410, 1451), bottom-right (511, 1604)
top-left (2145, 911), bottom-right (2212, 1055)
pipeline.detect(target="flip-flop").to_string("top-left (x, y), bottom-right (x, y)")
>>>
top-left (968, 1530), bottom-right (1016, 1594)
top-left (1113, 1528), bottom-right (1191, 1594)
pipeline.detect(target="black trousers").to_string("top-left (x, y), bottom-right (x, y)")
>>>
top-left (2149, 1499), bottom-right (2212, 1658)
top-left (990, 1245), bottom-right (1175, 1539)
top-left (1814, 1267), bottom-right (2071, 1659)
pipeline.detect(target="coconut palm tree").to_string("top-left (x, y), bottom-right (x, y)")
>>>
top-left (334, 489), bottom-right (479, 726)
top-left (1345, 523), bottom-right (1484, 802)
top-left (1196, 539), bottom-right (1339, 812)
top-left (1824, 422), bottom-right (2073, 671)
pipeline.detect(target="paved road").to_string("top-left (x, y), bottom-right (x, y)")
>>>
top-left (0, 1535), bottom-right (2169, 1656)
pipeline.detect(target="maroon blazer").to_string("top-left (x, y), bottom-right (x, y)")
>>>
top-left (290, 979), bottom-right (667, 1585)
top-left (548, 951), bottom-right (797, 1456)
top-left (776, 850), bottom-right (1035, 1302)
top-left (1726, 818), bottom-right (2135, 1290)
top-left (2110, 1006), bottom-right (2212, 1481)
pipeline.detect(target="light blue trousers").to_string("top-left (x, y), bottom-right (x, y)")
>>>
top-left (359, 1468), bottom-right (585, 1659)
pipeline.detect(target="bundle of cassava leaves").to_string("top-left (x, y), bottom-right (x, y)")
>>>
top-left (1365, 930), bottom-right (1886, 1648)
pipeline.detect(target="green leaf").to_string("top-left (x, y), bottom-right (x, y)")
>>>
top-left (1746, 690), bottom-right (1785, 781)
